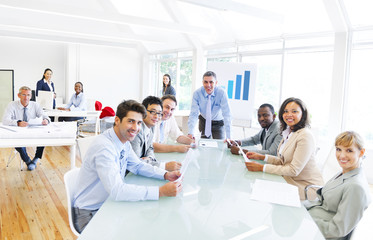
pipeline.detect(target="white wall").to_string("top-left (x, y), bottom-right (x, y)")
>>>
top-left (78, 45), bottom-right (141, 110)
top-left (0, 37), bottom-right (142, 113)
top-left (0, 37), bottom-right (66, 98)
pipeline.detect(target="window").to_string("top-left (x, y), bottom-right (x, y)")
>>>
top-left (178, 59), bottom-right (192, 110)
top-left (150, 53), bottom-right (193, 110)
top-left (345, 47), bottom-right (373, 148)
top-left (282, 51), bottom-right (334, 139)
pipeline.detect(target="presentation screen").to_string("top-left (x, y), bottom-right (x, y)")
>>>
top-left (207, 62), bottom-right (257, 126)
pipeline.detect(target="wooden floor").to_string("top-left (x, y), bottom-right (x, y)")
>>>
top-left (0, 146), bottom-right (82, 240)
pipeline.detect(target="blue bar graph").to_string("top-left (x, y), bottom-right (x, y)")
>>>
top-left (234, 75), bottom-right (242, 100)
top-left (243, 71), bottom-right (250, 100)
top-left (226, 70), bottom-right (251, 101)
top-left (227, 80), bottom-right (234, 99)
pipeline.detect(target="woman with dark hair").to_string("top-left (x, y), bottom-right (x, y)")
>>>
top-left (244, 97), bottom-right (323, 200)
top-left (36, 68), bottom-right (56, 109)
top-left (305, 131), bottom-right (371, 239)
top-left (162, 74), bottom-right (176, 96)
top-left (57, 82), bottom-right (87, 121)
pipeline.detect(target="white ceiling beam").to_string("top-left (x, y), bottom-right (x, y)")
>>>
top-left (323, 0), bottom-right (348, 32)
top-left (177, 0), bottom-right (284, 23)
top-left (0, 0), bottom-right (211, 35)
top-left (0, 28), bottom-right (139, 48)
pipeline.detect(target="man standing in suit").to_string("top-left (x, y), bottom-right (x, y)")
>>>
top-left (2, 86), bottom-right (50, 170)
top-left (131, 96), bottom-right (181, 171)
top-left (227, 103), bottom-right (281, 156)
top-left (187, 71), bottom-right (231, 139)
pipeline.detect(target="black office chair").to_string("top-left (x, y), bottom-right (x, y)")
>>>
top-left (31, 90), bottom-right (36, 101)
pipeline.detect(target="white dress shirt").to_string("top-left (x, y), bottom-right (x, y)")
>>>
top-left (73, 128), bottom-right (167, 210)
top-left (2, 100), bottom-right (50, 126)
top-left (153, 116), bottom-right (183, 144)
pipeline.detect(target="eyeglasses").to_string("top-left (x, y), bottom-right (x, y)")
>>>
top-left (147, 110), bottom-right (163, 117)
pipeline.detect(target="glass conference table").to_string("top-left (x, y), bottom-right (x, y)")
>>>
top-left (78, 140), bottom-right (324, 240)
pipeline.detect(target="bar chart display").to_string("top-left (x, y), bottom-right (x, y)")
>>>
top-left (227, 71), bottom-right (250, 101)
top-left (208, 62), bottom-right (256, 123)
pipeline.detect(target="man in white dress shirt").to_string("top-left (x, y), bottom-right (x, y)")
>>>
top-left (2, 86), bottom-right (50, 171)
top-left (153, 95), bottom-right (194, 153)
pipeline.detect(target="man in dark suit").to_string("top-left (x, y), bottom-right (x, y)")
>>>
top-left (227, 103), bottom-right (281, 156)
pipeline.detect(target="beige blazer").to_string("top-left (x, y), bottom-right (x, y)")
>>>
top-left (266, 128), bottom-right (324, 200)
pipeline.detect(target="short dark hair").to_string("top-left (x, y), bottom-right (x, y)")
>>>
top-left (162, 74), bottom-right (172, 88)
top-left (142, 96), bottom-right (162, 110)
top-left (161, 94), bottom-right (177, 106)
top-left (278, 97), bottom-right (310, 132)
top-left (116, 100), bottom-right (146, 123)
top-left (203, 71), bottom-right (217, 80)
top-left (259, 103), bottom-right (275, 114)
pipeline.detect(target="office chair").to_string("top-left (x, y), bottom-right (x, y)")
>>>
top-left (77, 136), bottom-right (97, 162)
top-left (63, 168), bottom-right (81, 237)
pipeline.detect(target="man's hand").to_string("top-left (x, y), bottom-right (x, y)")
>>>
top-left (245, 162), bottom-right (264, 172)
top-left (187, 134), bottom-right (194, 139)
top-left (225, 139), bottom-right (241, 148)
top-left (17, 121), bottom-right (28, 127)
top-left (176, 145), bottom-right (191, 153)
top-left (164, 171), bottom-right (181, 181)
top-left (246, 152), bottom-right (265, 160)
top-left (42, 119), bottom-right (49, 125)
top-left (159, 181), bottom-right (182, 197)
top-left (230, 146), bottom-right (240, 155)
top-left (165, 161), bottom-right (182, 171)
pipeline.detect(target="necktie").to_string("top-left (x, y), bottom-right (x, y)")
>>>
top-left (159, 122), bottom-right (165, 143)
top-left (260, 130), bottom-right (266, 145)
top-left (205, 95), bottom-right (212, 138)
top-left (23, 107), bottom-right (28, 122)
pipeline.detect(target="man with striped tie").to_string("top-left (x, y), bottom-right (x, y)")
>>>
top-left (2, 86), bottom-right (50, 170)
top-left (188, 71), bottom-right (232, 140)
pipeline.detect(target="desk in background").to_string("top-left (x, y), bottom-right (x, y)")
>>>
top-left (78, 140), bottom-right (324, 240)
top-left (0, 122), bottom-right (77, 169)
top-left (44, 110), bottom-right (101, 135)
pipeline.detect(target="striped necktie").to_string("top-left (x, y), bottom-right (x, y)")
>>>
top-left (205, 95), bottom-right (212, 138)
top-left (23, 107), bottom-right (28, 122)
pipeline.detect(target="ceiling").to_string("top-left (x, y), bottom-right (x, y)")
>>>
top-left (0, 0), bottom-right (372, 53)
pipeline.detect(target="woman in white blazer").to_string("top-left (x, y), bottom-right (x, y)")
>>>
top-left (305, 131), bottom-right (371, 240)
top-left (244, 97), bottom-right (323, 200)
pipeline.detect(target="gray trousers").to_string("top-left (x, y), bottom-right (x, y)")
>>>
top-left (72, 207), bottom-right (98, 233)
top-left (198, 115), bottom-right (225, 139)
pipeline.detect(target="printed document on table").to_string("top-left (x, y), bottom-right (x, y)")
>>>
top-left (250, 179), bottom-right (301, 208)
top-left (199, 140), bottom-right (218, 148)
top-left (174, 149), bottom-right (194, 182)
top-left (28, 117), bottom-right (43, 126)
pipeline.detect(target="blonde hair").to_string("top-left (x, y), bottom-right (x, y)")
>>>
top-left (335, 131), bottom-right (364, 150)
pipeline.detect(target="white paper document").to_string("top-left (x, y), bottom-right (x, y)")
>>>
top-left (199, 140), bottom-right (218, 148)
top-left (28, 117), bottom-right (43, 125)
top-left (250, 179), bottom-right (301, 208)
top-left (174, 149), bottom-right (195, 182)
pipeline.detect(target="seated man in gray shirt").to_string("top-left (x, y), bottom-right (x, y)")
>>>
top-left (226, 103), bottom-right (281, 156)
top-left (130, 96), bottom-right (181, 171)
top-left (2, 86), bottom-right (50, 170)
